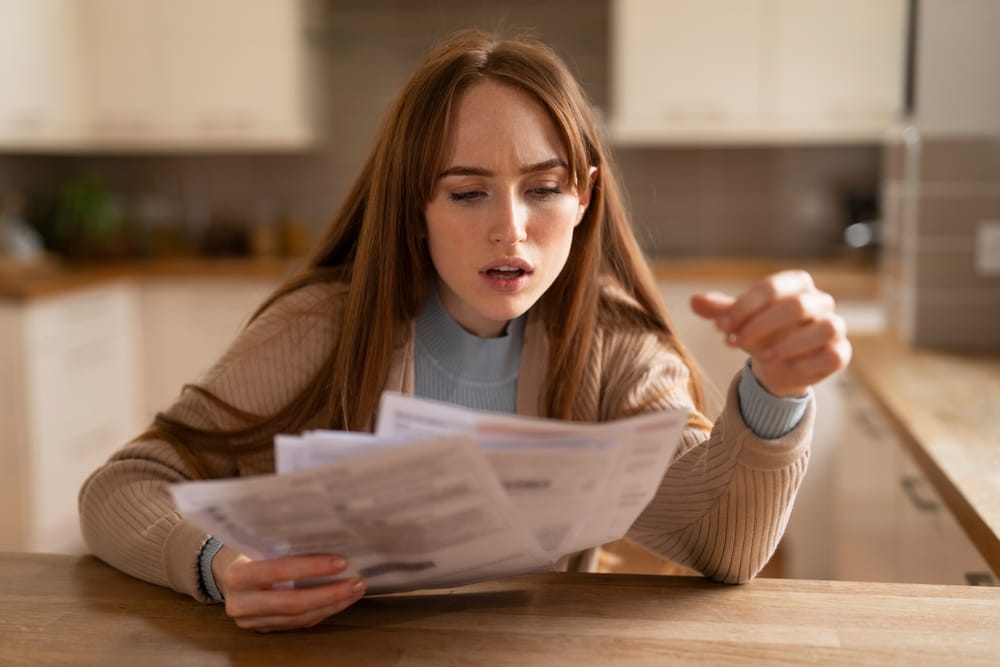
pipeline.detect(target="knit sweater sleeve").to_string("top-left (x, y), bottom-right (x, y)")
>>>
top-left (78, 282), bottom-right (341, 601)
top-left (603, 330), bottom-right (813, 584)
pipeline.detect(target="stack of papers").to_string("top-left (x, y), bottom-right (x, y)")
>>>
top-left (169, 392), bottom-right (689, 593)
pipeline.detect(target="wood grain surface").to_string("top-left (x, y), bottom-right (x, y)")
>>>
top-left (850, 335), bottom-right (1000, 576)
top-left (0, 257), bottom-right (297, 301)
top-left (2, 553), bottom-right (998, 666)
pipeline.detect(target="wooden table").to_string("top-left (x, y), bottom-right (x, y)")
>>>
top-left (2, 553), bottom-right (998, 666)
top-left (850, 335), bottom-right (1000, 576)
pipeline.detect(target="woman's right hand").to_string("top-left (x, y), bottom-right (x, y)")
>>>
top-left (212, 548), bottom-right (367, 632)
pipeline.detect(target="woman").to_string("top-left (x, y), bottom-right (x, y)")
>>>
top-left (80, 30), bottom-right (850, 632)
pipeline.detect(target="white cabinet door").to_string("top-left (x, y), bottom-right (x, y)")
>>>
top-left (613, 0), bottom-right (766, 123)
top-left (161, 0), bottom-right (311, 148)
top-left (830, 371), bottom-right (996, 585)
top-left (772, 0), bottom-right (905, 126)
top-left (82, 0), bottom-right (312, 149)
top-left (0, 0), bottom-right (85, 147)
top-left (611, 0), bottom-right (906, 144)
top-left (82, 0), bottom-right (170, 143)
top-left (139, 278), bottom-right (276, 422)
top-left (821, 373), bottom-right (900, 582)
top-left (915, 0), bottom-right (1000, 135)
top-left (1, 0), bottom-right (313, 150)
top-left (3, 282), bottom-right (144, 553)
top-left (657, 278), bottom-right (749, 418)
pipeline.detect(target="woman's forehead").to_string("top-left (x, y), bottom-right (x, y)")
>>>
top-left (439, 80), bottom-right (569, 170)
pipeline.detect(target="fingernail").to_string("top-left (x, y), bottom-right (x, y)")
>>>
top-left (331, 557), bottom-right (347, 571)
top-left (352, 578), bottom-right (367, 594)
top-left (726, 333), bottom-right (739, 346)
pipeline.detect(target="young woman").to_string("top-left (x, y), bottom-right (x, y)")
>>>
top-left (80, 30), bottom-right (850, 632)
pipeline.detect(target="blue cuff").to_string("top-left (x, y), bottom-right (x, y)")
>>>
top-left (737, 359), bottom-right (809, 440)
top-left (198, 537), bottom-right (226, 603)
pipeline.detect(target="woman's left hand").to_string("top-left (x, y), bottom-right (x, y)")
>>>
top-left (690, 270), bottom-right (852, 398)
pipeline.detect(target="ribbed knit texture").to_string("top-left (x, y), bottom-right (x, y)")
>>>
top-left (198, 537), bottom-right (226, 602)
top-left (414, 287), bottom-right (523, 414)
top-left (78, 281), bottom-right (813, 600)
top-left (737, 359), bottom-right (810, 440)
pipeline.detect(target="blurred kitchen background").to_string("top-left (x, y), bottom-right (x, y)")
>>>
top-left (1, 1), bottom-right (998, 587)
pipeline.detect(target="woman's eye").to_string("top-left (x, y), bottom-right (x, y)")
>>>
top-left (530, 186), bottom-right (561, 199)
top-left (448, 191), bottom-right (483, 203)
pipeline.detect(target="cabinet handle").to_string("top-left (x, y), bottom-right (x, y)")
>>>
top-left (900, 475), bottom-right (941, 512)
top-left (856, 408), bottom-right (887, 439)
top-left (964, 572), bottom-right (997, 586)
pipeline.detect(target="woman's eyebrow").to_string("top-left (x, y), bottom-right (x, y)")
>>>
top-left (437, 158), bottom-right (568, 179)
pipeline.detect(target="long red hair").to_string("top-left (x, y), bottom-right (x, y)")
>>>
top-left (150, 30), bottom-right (708, 467)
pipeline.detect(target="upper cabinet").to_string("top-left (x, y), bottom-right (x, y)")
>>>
top-left (914, 0), bottom-right (1000, 136)
top-left (0, 0), bottom-right (315, 151)
top-left (0, 0), bottom-right (86, 147)
top-left (612, 0), bottom-right (767, 132)
top-left (83, 0), bottom-right (170, 145)
top-left (158, 0), bottom-right (314, 149)
top-left (610, 0), bottom-right (907, 145)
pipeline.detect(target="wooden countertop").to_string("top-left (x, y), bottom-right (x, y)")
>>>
top-left (651, 257), bottom-right (879, 300)
top-left (0, 257), bottom-right (299, 301)
top-left (850, 335), bottom-right (1000, 576)
top-left (1, 256), bottom-right (878, 302)
top-left (2, 553), bottom-right (998, 666)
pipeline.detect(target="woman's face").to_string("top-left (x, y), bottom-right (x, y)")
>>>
top-left (424, 80), bottom-right (594, 337)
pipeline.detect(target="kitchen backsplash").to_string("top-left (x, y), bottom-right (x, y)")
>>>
top-left (0, 0), bottom-right (878, 260)
top-left (619, 146), bottom-right (878, 257)
top-left (882, 135), bottom-right (1000, 348)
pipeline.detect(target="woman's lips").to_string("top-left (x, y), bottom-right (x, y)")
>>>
top-left (479, 257), bottom-right (534, 273)
top-left (479, 258), bottom-right (533, 292)
top-left (485, 265), bottom-right (526, 278)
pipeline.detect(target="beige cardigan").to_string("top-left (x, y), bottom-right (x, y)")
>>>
top-left (79, 282), bottom-right (813, 602)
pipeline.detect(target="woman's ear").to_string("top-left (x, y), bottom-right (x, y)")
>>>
top-left (575, 166), bottom-right (599, 226)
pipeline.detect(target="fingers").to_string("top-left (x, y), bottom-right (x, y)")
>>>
top-left (690, 291), bottom-right (736, 319)
top-left (226, 554), bottom-right (347, 591)
top-left (692, 270), bottom-right (851, 397)
top-left (748, 322), bottom-right (852, 397)
top-left (227, 575), bottom-right (365, 618)
top-left (788, 337), bottom-right (853, 377)
top-left (230, 577), bottom-right (368, 632)
top-left (758, 316), bottom-right (847, 362)
top-left (716, 271), bottom-right (815, 334)
top-left (734, 293), bottom-right (838, 356)
top-left (760, 340), bottom-right (852, 393)
top-left (219, 554), bottom-right (367, 633)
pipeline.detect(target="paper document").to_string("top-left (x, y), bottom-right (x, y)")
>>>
top-left (169, 392), bottom-right (689, 594)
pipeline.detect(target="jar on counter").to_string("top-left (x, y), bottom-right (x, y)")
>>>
top-left (0, 192), bottom-right (44, 261)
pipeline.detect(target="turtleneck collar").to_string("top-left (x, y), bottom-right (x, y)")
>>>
top-left (414, 285), bottom-right (526, 384)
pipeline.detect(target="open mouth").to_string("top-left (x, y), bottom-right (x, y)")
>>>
top-left (485, 266), bottom-right (527, 280)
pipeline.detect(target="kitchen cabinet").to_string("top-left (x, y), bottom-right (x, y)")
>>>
top-left (0, 0), bottom-right (315, 151)
top-left (610, 0), bottom-right (906, 145)
top-left (0, 281), bottom-right (144, 553)
top-left (657, 272), bottom-right (991, 584)
top-left (611, 0), bottom-right (766, 139)
top-left (157, 0), bottom-right (314, 149)
top-left (912, 0), bottom-right (1000, 135)
top-left (0, 271), bottom-right (277, 553)
top-left (0, 0), bottom-right (85, 147)
top-left (139, 276), bottom-right (275, 421)
top-left (82, 0), bottom-right (169, 144)
top-left (788, 371), bottom-right (996, 585)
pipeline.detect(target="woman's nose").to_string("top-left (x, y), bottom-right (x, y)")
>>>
top-left (488, 195), bottom-right (528, 245)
